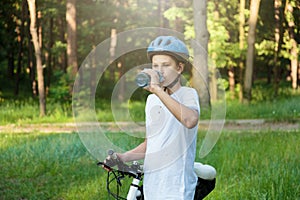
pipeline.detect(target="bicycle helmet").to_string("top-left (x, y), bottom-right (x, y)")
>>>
top-left (147, 36), bottom-right (189, 62)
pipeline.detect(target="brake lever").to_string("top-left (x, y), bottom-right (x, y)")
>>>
top-left (97, 161), bottom-right (113, 171)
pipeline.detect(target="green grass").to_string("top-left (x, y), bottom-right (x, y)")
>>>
top-left (225, 95), bottom-right (300, 121)
top-left (0, 132), bottom-right (109, 199)
top-left (1, 95), bottom-right (300, 125)
top-left (198, 130), bottom-right (300, 199)
top-left (0, 98), bottom-right (72, 125)
top-left (0, 130), bottom-right (299, 199)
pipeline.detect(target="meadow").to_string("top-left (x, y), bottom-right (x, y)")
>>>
top-left (0, 94), bottom-right (300, 125)
top-left (0, 129), bottom-right (299, 199)
top-left (1, 90), bottom-right (299, 199)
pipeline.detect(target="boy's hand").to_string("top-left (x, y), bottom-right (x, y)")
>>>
top-left (141, 69), bottom-right (164, 94)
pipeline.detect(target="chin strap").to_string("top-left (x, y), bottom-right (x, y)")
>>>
top-left (165, 74), bottom-right (180, 90)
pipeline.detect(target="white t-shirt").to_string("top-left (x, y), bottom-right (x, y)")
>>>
top-left (143, 86), bottom-right (200, 200)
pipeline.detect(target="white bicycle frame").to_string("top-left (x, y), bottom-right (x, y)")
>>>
top-left (126, 177), bottom-right (142, 200)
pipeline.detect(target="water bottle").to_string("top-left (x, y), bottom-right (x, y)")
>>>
top-left (135, 70), bottom-right (164, 87)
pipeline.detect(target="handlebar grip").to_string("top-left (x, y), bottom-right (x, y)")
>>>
top-left (100, 150), bottom-right (140, 174)
top-left (103, 149), bottom-right (124, 169)
top-left (107, 149), bottom-right (118, 160)
top-left (107, 149), bottom-right (114, 156)
top-left (97, 161), bottom-right (112, 170)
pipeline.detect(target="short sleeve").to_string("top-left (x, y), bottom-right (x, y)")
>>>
top-left (176, 87), bottom-right (200, 113)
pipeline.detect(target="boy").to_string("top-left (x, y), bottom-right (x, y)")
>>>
top-left (108, 36), bottom-right (200, 199)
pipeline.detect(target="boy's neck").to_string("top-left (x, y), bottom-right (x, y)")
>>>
top-left (165, 82), bottom-right (181, 95)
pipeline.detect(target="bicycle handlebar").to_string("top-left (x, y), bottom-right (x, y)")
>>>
top-left (97, 150), bottom-right (143, 179)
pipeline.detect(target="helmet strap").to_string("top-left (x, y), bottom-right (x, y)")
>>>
top-left (165, 74), bottom-right (181, 89)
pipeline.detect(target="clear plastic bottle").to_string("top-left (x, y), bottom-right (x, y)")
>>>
top-left (135, 71), bottom-right (164, 87)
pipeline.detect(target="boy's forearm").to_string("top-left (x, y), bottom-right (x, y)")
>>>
top-left (118, 139), bottom-right (147, 162)
top-left (155, 89), bottom-right (199, 129)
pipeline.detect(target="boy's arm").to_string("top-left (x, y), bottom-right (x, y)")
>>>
top-left (117, 139), bottom-right (147, 162)
top-left (154, 88), bottom-right (199, 129)
top-left (141, 69), bottom-right (199, 129)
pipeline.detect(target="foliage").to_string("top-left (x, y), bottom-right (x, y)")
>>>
top-left (0, 0), bottom-right (299, 116)
top-left (48, 71), bottom-right (72, 103)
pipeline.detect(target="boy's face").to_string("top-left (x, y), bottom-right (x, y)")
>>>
top-left (152, 54), bottom-right (184, 87)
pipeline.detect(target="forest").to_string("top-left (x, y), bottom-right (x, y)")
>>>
top-left (0, 0), bottom-right (299, 118)
top-left (1, 1), bottom-right (300, 199)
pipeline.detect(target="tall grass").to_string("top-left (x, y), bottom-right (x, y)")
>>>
top-left (0, 132), bottom-right (109, 199)
top-left (0, 130), bottom-right (299, 199)
top-left (0, 98), bottom-right (72, 125)
top-left (1, 95), bottom-right (300, 125)
top-left (198, 130), bottom-right (300, 200)
top-left (225, 95), bottom-right (300, 121)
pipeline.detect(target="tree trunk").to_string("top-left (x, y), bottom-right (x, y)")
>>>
top-left (27, 17), bottom-right (37, 96)
top-left (239, 0), bottom-right (246, 102)
top-left (46, 17), bottom-right (54, 95)
top-left (210, 7), bottom-right (220, 102)
top-left (66, 0), bottom-right (78, 83)
top-left (109, 28), bottom-right (117, 82)
top-left (210, 51), bottom-right (218, 102)
top-left (158, 0), bottom-right (169, 28)
top-left (228, 67), bottom-right (235, 99)
top-left (192, 0), bottom-right (210, 108)
top-left (285, 1), bottom-right (298, 89)
top-left (117, 59), bottom-right (125, 102)
top-left (58, 17), bottom-right (67, 72)
top-left (24, 1), bottom-right (37, 96)
top-left (38, 11), bottom-right (42, 49)
top-left (273, 0), bottom-right (285, 97)
top-left (27, 0), bottom-right (46, 116)
top-left (243, 0), bottom-right (261, 103)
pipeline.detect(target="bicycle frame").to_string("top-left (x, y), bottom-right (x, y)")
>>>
top-left (126, 177), bottom-right (142, 200)
top-left (98, 159), bottom-right (144, 200)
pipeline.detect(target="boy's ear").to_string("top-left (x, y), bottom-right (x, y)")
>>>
top-left (178, 62), bottom-right (185, 73)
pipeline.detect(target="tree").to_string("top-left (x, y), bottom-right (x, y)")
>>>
top-left (66, 0), bottom-right (78, 84)
top-left (192, 0), bottom-right (210, 107)
top-left (273, 0), bottom-right (285, 97)
top-left (285, 0), bottom-right (298, 90)
top-left (243, 0), bottom-right (261, 103)
top-left (1, 0), bottom-right (298, 106)
top-left (27, 0), bottom-right (46, 116)
top-left (239, 0), bottom-right (246, 102)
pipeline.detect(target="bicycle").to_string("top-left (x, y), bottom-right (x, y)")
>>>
top-left (98, 150), bottom-right (216, 200)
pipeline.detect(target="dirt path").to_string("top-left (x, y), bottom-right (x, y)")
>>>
top-left (0, 120), bottom-right (299, 133)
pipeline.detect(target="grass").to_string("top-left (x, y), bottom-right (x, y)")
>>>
top-left (199, 130), bottom-right (300, 199)
top-left (0, 132), bottom-right (109, 199)
top-left (0, 130), bottom-right (299, 199)
top-left (0, 98), bottom-right (72, 125)
top-left (1, 94), bottom-right (300, 125)
top-left (225, 95), bottom-right (300, 121)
